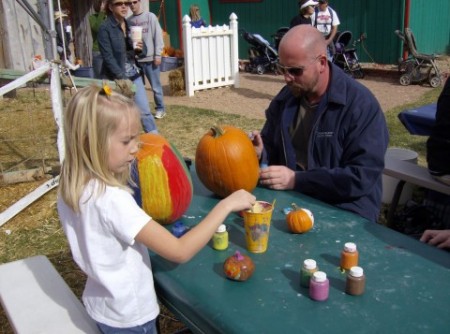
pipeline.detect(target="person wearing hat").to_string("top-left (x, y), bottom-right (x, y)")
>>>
top-left (54, 11), bottom-right (79, 70)
top-left (311, 0), bottom-right (340, 60)
top-left (290, 0), bottom-right (318, 28)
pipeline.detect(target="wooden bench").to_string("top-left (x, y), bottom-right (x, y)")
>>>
top-left (0, 255), bottom-right (100, 333)
top-left (383, 156), bottom-right (450, 226)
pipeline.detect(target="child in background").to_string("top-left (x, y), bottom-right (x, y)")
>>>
top-left (189, 4), bottom-right (207, 28)
top-left (57, 85), bottom-right (256, 333)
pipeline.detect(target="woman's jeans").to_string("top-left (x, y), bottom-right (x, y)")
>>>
top-left (140, 61), bottom-right (165, 113)
top-left (92, 51), bottom-right (103, 79)
top-left (133, 77), bottom-right (158, 133)
top-left (96, 318), bottom-right (157, 334)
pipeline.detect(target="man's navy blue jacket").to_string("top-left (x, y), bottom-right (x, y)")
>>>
top-left (261, 63), bottom-right (389, 222)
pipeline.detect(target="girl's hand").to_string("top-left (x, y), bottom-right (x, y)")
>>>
top-left (222, 189), bottom-right (256, 213)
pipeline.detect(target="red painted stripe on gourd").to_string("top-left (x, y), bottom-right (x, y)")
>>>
top-left (160, 145), bottom-right (192, 218)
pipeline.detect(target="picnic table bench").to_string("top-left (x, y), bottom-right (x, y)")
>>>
top-left (0, 255), bottom-right (99, 333)
top-left (383, 155), bottom-right (450, 226)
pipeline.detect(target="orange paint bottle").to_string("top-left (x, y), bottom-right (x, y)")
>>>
top-left (340, 242), bottom-right (358, 270)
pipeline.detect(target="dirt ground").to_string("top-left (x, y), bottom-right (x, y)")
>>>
top-left (157, 59), bottom-right (450, 117)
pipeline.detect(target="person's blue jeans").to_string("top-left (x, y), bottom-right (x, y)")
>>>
top-left (133, 77), bottom-right (158, 133)
top-left (140, 61), bottom-right (165, 113)
top-left (92, 51), bottom-right (103, 79)
top-left (96, 318), bottom-right (157, 334)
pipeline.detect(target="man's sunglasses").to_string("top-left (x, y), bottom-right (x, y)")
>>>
top-left (276, 55), bottom-right (322, 77)
top-left (113, 1), bottom-right (131, 7)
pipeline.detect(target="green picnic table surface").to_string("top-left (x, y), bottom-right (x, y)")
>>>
top-left (150, 168), bottom-right (450, 333)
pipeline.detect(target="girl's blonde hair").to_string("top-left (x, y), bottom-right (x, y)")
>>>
top-left (189, 4), bottom-right (201, 22)
top-left (59, 85), bottom-right (141, 212)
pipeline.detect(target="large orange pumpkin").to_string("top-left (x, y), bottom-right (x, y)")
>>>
top-left (286, 204), bottom-right (314, 234)
top-left (195, 125), bottom-right (259, 198)
top-left (133, 133), bottom-right (193, 225)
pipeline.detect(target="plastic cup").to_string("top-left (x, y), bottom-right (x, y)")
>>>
top-left (242, 201), bottom-right (274, 253)
top-left (130, 26), bottom-right (143, 49)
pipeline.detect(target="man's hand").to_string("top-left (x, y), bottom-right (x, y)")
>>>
top-left (259, 165), bottom-right (295, 190)
top-left (249, 130), bottom-right (263, 160)
top-left (420, 230), bottom-right (450, 249)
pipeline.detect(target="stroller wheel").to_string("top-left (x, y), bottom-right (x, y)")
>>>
top-left (399, 74), bottom-right (411, 86)
top-left (429, 76), bottom-right (441, 88)
top-left (354, 70), bottom-right (364, 79)
top-left (256, 64), bottom-right (265, 75)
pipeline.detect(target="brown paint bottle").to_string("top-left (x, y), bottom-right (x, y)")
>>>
top-left (345, 266), bottom-right (366, 296)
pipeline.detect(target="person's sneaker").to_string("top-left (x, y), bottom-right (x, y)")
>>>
top-left (155, 111), bottom-right (166, 119)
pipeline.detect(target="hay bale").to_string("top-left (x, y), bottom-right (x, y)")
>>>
top-left (168, 67), bottom-right (185, 96)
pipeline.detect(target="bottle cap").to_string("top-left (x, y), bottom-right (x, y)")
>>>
top-left (312, 271), bottom-right (327, 282)
top-left (344, 242), bottom-right (357, 252)
top-left (217, 224), bottom-right (227, 233)
top-left (303, 259), bottom-right (317, 270)
top-left (349, 266), bottom-right (364, 277)
top-left (171, 221), bottom-right (188, 238)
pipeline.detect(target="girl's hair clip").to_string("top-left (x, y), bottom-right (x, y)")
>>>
top-left (102, 84), bottom-right (112, 97)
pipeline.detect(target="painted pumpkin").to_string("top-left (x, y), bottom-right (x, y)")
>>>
top-left (195, 125), bottom-right (259, 198)
top-left (132, 133), bottom-right (193, 225)
top-left (223, 251), bottom-right (255, 281)
top-left (286, 204), bottom-right (314, 234)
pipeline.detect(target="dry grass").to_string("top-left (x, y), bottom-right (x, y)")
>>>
top-left (0, 86), bottom-right (264, 333)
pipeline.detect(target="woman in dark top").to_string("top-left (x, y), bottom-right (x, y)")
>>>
top-left (98, 0), bottom-right (157, 133)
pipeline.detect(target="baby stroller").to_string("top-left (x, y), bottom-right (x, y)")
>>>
top-left (395, 28), bottom-right (441, 88)
top-left (332, 31), bottom-right (364, 79)
top-left (241, 29), bottom-right (278, 75)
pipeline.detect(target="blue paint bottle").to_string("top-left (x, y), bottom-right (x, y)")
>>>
top-left (171, 221), bottom-right (188, 238)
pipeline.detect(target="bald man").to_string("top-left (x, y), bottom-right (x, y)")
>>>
top-left (251, 25), bottom-right (389, 222)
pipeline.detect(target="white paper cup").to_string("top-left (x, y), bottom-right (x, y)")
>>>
top-left (130, 26), bottom-right (143, 42)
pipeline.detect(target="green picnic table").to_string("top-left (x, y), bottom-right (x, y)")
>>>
top-left (150, 168), bottom-right (450, 333)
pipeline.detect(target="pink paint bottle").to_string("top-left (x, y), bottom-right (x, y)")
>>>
top-left (309, 271), bottom-right (329, 301)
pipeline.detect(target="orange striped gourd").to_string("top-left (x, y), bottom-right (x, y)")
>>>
top-left (134, 133), bottom-right (192, 225)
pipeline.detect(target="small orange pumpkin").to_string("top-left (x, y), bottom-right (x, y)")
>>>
top-left (286, 204), bottom-right (314, 234)
top-left (195, 125), bottom-right (259, 198)
top-left (223, 251), bottom-right (255, 281)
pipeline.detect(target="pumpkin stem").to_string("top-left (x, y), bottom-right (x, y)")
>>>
top-left (291, 203), bottom-right (299, 211)
top-left (234, 250), bottom-right (244, 261)
top-left (211, 126), bottom-right (224, 138)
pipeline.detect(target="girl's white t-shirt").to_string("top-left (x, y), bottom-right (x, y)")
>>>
top-left (57, 180), bottom-right (159, 328)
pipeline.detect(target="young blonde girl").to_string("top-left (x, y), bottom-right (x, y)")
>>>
top-left (57, 85), bottom-right (256, 333)
top-left (189, 4), bottom-right (207, 28)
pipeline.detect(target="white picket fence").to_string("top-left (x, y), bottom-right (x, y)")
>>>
top-left (182, 13), bottom-right (239, 97)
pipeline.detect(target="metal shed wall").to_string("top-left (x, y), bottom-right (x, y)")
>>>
top-left (207, 0), bottom-right (449, 65)
top-left (409, 0), bottom-right (450, 55)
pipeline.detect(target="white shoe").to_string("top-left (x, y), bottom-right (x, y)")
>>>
top-left (65, 60), bottom-right (80, 71)
top-left (155, 111), bottom-right (166, 119)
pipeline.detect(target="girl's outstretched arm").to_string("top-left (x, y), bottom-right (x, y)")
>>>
top-left (135, 189), bottom-right (256, 263)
